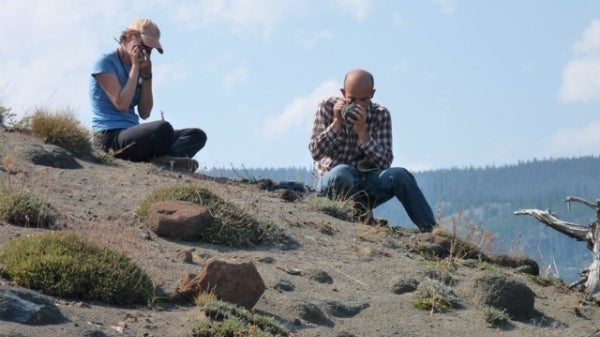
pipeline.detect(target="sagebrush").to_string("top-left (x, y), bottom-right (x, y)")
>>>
top-left (137, 184), bottom-right (288, 247)
top-left (192, 298), bottom-right (289, 337)
top-left (412, 278), bottom-right (459, 313)
top-left (0, 185), bottom-right (55, 227)
top-left (0, 231), bottom-right (153, 305)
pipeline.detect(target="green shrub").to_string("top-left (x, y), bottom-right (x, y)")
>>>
top-left (0, 103), bottom-right (32, 132)
top-left (0, 186), bottom-right (55, 227)
top-left (483, 306), bottom-right (510, 327)
top-left (137, 184), bottom-right (287, 247)
top-left (30, 108), bottom-right (92, 155)
top-left (476, 261), bottom-right (501, 273)
top-left (0, 232), bottom-right (153, 305)
top-left (420, 262), bottom-right (454, 285)
top-left (412, 278), bottom-right (459, 313)
top-left (192, 298), bottom-right (289, 337)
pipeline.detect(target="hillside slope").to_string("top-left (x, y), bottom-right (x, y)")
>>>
top-left (0, 130), bottom-right (598, 337)
top-left (201, 158), bottom-right (600, 283)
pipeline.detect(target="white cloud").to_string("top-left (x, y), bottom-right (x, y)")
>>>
top-left (544, 120), bottom-right (600, 157)
top-left (434, 0), bottom-right (456, 16)
top-left (572, 19), bottom-right (600, 55)
top-left (262, 80), bottom-right (340, 139)
top-left (559, 58), bottom-right (600, 102)
top-left (330, 0), bottom-right (373, 21)
top-left (223, 65), bottom-right (248, 92)
top-left (299, 30), bottom-right (334, 49)
top-left (172, 0), bottom-right (302, 39)
top-left (559, 19), bottom-right (600, 102)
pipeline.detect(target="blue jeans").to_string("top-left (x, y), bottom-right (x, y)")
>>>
top-left (317, 164), bottom-right (435, 232)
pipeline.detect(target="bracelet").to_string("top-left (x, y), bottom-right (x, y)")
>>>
top-left (141, 73), bottom-right (152, 80)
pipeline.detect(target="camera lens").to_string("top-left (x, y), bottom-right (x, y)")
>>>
top-left (342, 103), bottom-right (356, 121)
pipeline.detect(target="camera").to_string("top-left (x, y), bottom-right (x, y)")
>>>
top-left (341, 102), bottom-right (357, 121)
top-left (136, 45), bottom-right (151, 62)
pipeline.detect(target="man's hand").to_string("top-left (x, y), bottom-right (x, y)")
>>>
top-left (331, 99), bottom-right (346, 130)
top-left (348, 104), bottom-right (370, 145)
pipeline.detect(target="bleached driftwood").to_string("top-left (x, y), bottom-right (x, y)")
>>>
top-left (514, 196), bottom-right (600, 302)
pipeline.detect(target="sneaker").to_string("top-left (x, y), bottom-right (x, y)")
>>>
top-left (151, 155), bottom-right (199, 171)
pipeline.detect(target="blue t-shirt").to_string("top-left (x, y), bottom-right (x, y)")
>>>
top-left (90, 52), bottom-right (141, 131)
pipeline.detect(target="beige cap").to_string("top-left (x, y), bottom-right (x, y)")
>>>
top-left (127, 18), bottom-right (163, 54)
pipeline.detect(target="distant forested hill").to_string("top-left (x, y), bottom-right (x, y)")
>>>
top-left (199, 156), bottom-right (600, 282)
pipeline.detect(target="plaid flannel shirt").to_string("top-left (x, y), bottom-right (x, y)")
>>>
top-left (309, 97), bottom-right (394, 176)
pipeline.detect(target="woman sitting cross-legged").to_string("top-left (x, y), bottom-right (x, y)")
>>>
top-left (90, 18), bottom-right (206, 170)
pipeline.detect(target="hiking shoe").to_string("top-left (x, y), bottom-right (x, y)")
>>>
top-left (418, 223), bottom-right (435, 233)
top-left (360, 212), bottom-right (389, 227)
top-left (151, 155), bottom-right (199, 171)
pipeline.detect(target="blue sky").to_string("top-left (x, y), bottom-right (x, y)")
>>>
top-left (1, 0), bottom-right (599, 171)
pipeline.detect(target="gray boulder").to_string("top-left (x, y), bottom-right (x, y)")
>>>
top-left (0, 286), bottom-right (66, 325)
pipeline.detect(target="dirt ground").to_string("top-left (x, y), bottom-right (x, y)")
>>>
top-left (0, 130), bottom-right (599, 337)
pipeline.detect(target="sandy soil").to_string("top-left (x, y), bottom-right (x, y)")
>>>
top-left (0, 130), bottom-right (598, 337)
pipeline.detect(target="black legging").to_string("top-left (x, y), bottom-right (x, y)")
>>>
top-left (94, 120), bottom-right (207, 162)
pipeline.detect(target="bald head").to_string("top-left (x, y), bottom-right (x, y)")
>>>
top-left (343, 69), bottom-right (374, 90)
top-left (341, 69), bottom-right (375, 109)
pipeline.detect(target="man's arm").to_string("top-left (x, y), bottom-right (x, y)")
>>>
top-left (308, 98), bottom-right (342, 160)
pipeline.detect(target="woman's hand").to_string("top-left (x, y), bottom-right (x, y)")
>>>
top-left (138, 47), bottom-right (152, 75)
top-left (128, 45), bottom-right (143, 68)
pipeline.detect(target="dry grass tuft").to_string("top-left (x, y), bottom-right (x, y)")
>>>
top-left (312, 196), bottom-right (355, 222)
top-left (30, 108), bottom-right (92, 155)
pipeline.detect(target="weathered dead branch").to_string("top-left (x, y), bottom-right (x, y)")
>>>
top-left (514, 196), bottom-right (600, 302)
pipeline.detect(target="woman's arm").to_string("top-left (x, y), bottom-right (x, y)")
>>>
top-left (95, 65), bottom-right (140, 112)
top-left (137, 75), bottom-right (153, 119)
